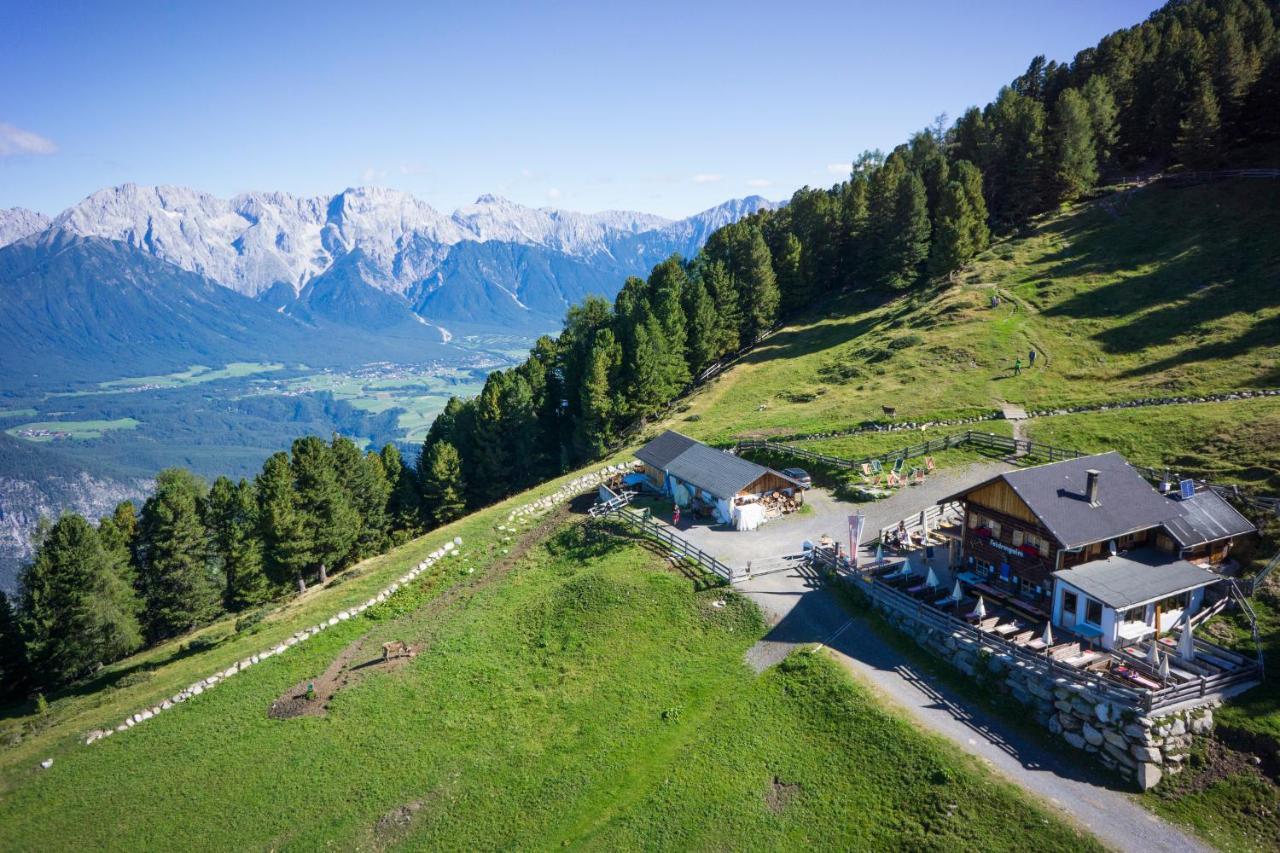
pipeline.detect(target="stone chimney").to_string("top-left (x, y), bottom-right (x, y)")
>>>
top-left (1085, 469), bottom-right (1101, 505)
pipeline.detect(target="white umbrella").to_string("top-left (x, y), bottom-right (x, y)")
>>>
top-left (972, 596), bottom-right (987, 619)
top-left (1158, 651), bottom-right (1171, 681)
top-left (1146, 641), bottom-right (1160, 667)
top-left (920, 511), bottom-right (930, 540)
top-left (1178, 614), bottom-right (1196, 662)
top-left (875, 542), bottom-right (884, 564)
top-left (948, 579), bottom-right (963, 603)
top-left (1040, 621), bottom-right (1054, 647)
top-left (924, 567), bottom-right (939, 589)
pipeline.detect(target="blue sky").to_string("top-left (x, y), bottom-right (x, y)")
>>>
top-left (1, 0), bottom-right (1161, 219)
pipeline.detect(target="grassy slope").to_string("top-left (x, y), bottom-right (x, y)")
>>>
top-left (665, 180), bottom-right (1279, 444)
top-left (0, 510), bottom-right (1095, 851)
top-left (1026, 397), bottom-right (1280, 490)
top-left (3, 179), bottom-right (1278, 849)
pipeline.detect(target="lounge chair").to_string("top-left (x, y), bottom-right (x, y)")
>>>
top-left (861, 463), bottom-right (873, 477)
top-left (892, 458), bottom-right (905, 474)
top-left (925, 456), bottom-right (936, 471)
top-left (912, 468), bottom-right (926, 485)
top-left (870, 459), bottom-right (883, 474)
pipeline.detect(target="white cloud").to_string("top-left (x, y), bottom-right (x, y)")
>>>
top-left (826, 163), bottom-right (852, 176)
top-left (0, 123), bottom-right (57, 157)
top-left (546, 187), bottom-right (562, 200)
top-left (360, 166), bottom-right (387, 183)
top-left (746, 178), bottom-right (772, 188)
top-left (692, 173), bottom-right (724, 184)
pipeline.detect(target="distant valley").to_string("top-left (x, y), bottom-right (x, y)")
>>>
top-left (0, 187), bottom-right (773, 588)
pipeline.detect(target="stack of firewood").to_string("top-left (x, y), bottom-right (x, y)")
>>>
top-left (760, 492), bottom-right (800, 517)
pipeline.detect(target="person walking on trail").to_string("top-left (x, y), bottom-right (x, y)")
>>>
top-left (672, 504), bottom-right (681, 527)
top-left (1028, 348), bottom-right (1037, 367)
top-left (1013, 357), bottom-right (1022, 376)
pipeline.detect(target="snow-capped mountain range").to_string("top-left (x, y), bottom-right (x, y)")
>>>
top-left (2, 185), bottom-right (775, 305)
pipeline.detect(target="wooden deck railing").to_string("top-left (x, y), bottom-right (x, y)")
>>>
top-left (821, 555), bottom-right (1261, 712)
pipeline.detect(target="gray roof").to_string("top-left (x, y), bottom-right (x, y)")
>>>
top-left (636, 430), bottom-right (699, 470)
top-left (1162, 488), bottom-right (1256, 548)
top-left (666, 443), bottom-right (781, 499)
top-left (952, 452), bottom-right (1179, 549)
top-left (1053, 548), bottom-right (1221, 609)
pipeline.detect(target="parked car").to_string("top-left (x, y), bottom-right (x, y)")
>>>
top-left (781, 467), bottom-right (812, 489)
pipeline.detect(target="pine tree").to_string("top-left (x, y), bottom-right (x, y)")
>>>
top-left (463, 373), bottom-right (510, 505)
top-left (681, 274), bottom-right (719, 377)
top-left (381, 443), bottom-right (422, 542)
top-left (497, 372), bottom-right (541, 491)
top-left (290, 436), bottom-right (359, 584)
top-left (20, 514), bottom-right (143, 683)
top-left (574, 327), bottom-right (620, 460)
top-left (137, 469), bottom-right (221, 641)
top-left (1176, 74), bottom-right (1222, 168)
top-left (883, 170), bottom-right (931, 288)
top-left (256, 452), bottom-right (310, 593)
top-left (737, 226), bottom-right (779, 343)
top-left (0, 591), bottom-right (28, 697)
top-left (647, 256), bottom-right (691, 392)
top-left (1082, 76), bottom-right (1119, 169)
top-left (204, 476), bottom-right (270, 609)
top-left (1050, 87), bottom-right (1099, 202)
top-left (953, 160), bottom-right (990, 254)
top-left (330, 436), bottom-right (391, 561)
top-left (695, 257), bottom-right (738, 357)
top-left (773, 231), bottom-right (805, 314)
top-left (419, 441), bottom-right (467, 526)
top-left (625, 311), bottom-right (666, 417)
top-left (927, 180), bottom-right (976, 277)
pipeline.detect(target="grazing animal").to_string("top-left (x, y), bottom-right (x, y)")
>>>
top-left (381, 641), bottom-right (414, 662)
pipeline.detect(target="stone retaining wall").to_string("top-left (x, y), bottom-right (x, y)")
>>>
top-left (868, 587), bottom-right (1216, 791)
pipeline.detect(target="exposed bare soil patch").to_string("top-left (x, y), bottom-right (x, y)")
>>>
top-left (765, 775), bottom-right (801, 813)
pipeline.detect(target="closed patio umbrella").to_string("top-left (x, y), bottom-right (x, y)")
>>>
top-left (948, 579), bottom-right (963, 603)
top-left (973, 596), bottom-right (987, 619)
top-left (875, 543), bottom-right (883, 564)
top-left (1158, 651), bottom-right (1171, 682)
top-left (1041, 621), bottom-right (1054, 647)
top-left (1178, 614), bottom-right (1196, 662)
top-left (1146, 640), bottom-right (1160, 667)
top-left (924, 567), bottom-right (939, 589)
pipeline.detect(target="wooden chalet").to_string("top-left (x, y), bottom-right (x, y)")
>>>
top-left (939, 452), bottom-right (1256, 648)
top-left (635, 430), bottom-right (801, 526)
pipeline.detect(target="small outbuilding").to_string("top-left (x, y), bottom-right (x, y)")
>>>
top-left (1051, 548), bottom-right (1220, 650)
top-left (635, 430), bottom-right (802, 527)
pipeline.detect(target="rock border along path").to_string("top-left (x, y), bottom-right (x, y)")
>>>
top-left (82, 460), bottom-right (635, 747)
top-left (82, 538), bottom-right (463, 746)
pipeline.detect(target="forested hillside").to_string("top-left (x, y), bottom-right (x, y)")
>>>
top-left (2, 0), bottom-right (1276, 705)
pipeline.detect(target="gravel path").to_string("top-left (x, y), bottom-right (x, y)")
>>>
top-left (735, 462), bottom-right (1209, 853)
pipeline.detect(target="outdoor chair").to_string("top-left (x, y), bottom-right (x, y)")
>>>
top-left (892, 458), bottom-right (905, 474)
top-left (860, 463), bottom-right (873, 477)
top-left (870, 459), bottom-right (883, 474)
top-left (925, 456), bottom-right (936, 471)
top-left (912, 468), bottom-right (926, 485)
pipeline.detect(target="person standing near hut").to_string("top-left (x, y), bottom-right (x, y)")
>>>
top-left (672, 504), bottom-right (681, 528)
